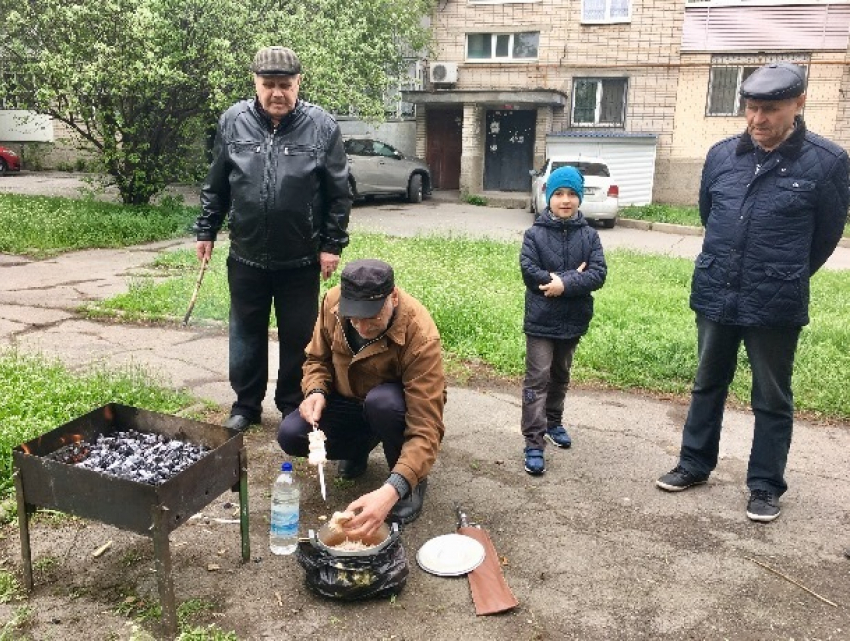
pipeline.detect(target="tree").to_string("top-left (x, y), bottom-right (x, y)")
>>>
top-left (0, 0), bottom-right (433, 205)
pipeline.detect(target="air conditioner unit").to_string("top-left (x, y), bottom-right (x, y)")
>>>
top-left (429, 62), bottom-right (458, 84)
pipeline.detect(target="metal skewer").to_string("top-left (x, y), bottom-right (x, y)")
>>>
top-left (310, 421), bottom-right (327, 501)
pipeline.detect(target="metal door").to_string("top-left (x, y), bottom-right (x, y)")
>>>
top-left (484, 110), bottom-right (536, 191)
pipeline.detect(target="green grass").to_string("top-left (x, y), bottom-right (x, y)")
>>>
top-left (623, 202), bottom-right (850, 238)
top-left (0, 351), bottom-right (196, 500)
top-left (90, 234), bottom-right (850, 421)
top-left (0, 193), bottom-right (198, 258)
top-left (621, 203), bottom-right (702, 227)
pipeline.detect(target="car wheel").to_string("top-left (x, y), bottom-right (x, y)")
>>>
top-left (407, 174), bottom-right (423, 204)
top-left (0, 158), bottom-right (6, 177)
top-left (600, 218), bottom-right (616, 229)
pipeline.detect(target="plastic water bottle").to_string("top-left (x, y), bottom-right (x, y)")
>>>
top-left (269, 462), bottom-right (299, 555)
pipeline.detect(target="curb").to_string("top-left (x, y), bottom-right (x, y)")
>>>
top-left (619, 218), bottom-right (704, 237)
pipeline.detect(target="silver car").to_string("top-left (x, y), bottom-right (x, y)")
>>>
top-left (345, 138), bottom-right (431, 203)
top-left (529, 156), bottom-right (619, 228)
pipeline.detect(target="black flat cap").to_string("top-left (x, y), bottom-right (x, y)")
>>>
top-left (251, 46), bottom-right (301, 76)
top-left (339, 259), bottom-right (395, 318)
top-left (739, 62), bottom-right (806, 100)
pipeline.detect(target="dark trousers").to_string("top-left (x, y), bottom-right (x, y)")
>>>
top-left (521, 335), bottom-right (580, 449)
top-left (679, 314), bottom-right (801, 495)
top-left (277, 383), bottom-right (407, 467)
top-left (227, 257), bottom-right (319, 420)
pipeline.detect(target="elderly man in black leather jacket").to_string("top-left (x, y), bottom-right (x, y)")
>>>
top-left (656, 62), bottom-right (849, 523)
top-left (195, 46), bottom-right (351, 432)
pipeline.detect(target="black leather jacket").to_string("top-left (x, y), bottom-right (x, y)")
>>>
top-left (196, 98), bottom-right (351, 270)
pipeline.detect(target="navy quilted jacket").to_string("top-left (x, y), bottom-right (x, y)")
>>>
top-left (520, 212), bottom-right (607, 339)
top-left (693, 118), bottom-right (849, 327)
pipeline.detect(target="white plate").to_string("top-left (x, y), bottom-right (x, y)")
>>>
top-left (416, 533), bottom-right (486, 576)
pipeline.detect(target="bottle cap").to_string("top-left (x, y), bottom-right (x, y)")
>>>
top-left (282, 462), bottom-right (293, 472)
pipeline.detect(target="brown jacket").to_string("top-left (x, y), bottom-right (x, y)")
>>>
top-left (302, 286), bottom-right (446, 488)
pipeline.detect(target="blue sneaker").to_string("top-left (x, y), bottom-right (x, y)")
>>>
top-left (545, 425), bottom-right (572, 449)
top-left (524, 447), bottom-right (545, 475)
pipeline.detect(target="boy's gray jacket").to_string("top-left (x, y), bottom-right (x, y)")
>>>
top-left (196, 98), bottom-right (351, 270)
top-left (520, 212), bottom-right (607, 339)
top-left (694, 118), bottom-right (849, 327)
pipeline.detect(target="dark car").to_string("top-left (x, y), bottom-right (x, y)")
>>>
top-left (0, 145), bottom-right (22, 175)
top-left (344, 138), bottom-right (431, 203)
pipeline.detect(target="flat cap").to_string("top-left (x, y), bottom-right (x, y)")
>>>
top-left (339, 259), bottom-right (395, 318)
top-left (739, 62), bottom-right (806, 101)
top-left (251, 46), bottom-right (301, 76)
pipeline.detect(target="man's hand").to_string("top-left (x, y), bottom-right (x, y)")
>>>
top-left (299, 392), bottom-right (326, 425)
top-left (319, 251), bottom-right (340, 281)
top-left (196, 240), bottom-right (214, 262)
top-left (539, 273), bottom-right (565, 297)
top-left (340, 485), bottom-right (399, 539)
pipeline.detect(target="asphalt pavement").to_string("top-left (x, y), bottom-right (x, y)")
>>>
top-left (1, 173), bottom-right (850, 639)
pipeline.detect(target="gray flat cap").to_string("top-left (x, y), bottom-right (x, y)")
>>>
top-left (739, 62), bottom-right (806, 100)
top-left (251, 46), bottom-right (301, 76)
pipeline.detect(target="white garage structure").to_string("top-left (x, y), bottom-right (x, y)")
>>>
top-left (544, 132), bottom-right (658, 206)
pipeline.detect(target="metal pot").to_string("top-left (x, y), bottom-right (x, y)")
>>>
top-left (308, 521), bottom-right (400, 557)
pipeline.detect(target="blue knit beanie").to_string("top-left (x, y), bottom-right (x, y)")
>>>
top-left (546, 166), bottom-right (584, 206)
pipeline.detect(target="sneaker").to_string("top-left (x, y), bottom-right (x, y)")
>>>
top-left (524, 447), bottom-right (545, 475)
top-left (224, 414), bottom-right (253, 432)
top-left (655, 465), bottom-right (708, 492)
top-left (746, 489), bottom-right (781, 523)
top-left (545, 425), bottom-right (572, 449)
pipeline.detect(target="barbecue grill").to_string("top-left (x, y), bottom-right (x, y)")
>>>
top-left (12, 404), bottom-right (250, 637)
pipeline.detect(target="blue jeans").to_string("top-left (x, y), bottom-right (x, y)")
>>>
top-left (227, 257), bottom-right (319, 420)
top-left (678, 315), bottom-right (800, 495)
top-left (521, 335), bottom-right (580, 449)
top-left (277, 383), bottom-right (407, 467)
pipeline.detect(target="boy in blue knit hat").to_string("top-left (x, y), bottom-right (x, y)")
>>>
top-left (518, 166), bottom-right (608, 474)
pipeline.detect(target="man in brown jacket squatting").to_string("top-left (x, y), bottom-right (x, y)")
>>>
top-left (277, 259), bottom-right (446, 537)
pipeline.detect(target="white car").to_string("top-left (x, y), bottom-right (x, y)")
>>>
top-left (529, 157), bottom-right (619, 228)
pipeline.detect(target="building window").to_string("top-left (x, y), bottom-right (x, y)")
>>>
top-left (707, 66), bottom-right (758, 116)
top-left (707, 63), bottom-right (808, 116)
top-left (572, 78), bottom-right (627, 126)
top-left (466, 32), bottom-right (539, 61)
top-left (582, 0), bottom-right (631, 23)
top-left (0, 65), bottom-right (26, 110)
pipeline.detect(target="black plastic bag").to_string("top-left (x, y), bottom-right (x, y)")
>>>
top-left (295, 537), bottom-right (408, 600)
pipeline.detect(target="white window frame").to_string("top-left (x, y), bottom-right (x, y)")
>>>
top-left (571, 77), bottom-right (627, 127)
top-left (581, 0), bottom-right (632, 24)
top-left (465, 32), bottom-right (539, 62)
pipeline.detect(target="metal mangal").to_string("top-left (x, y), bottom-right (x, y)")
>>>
top-left (12, 404), bottom-right (250, 639)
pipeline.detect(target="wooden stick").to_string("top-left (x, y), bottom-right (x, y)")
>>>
top-left (182, 257), bottom-right (209, 325)
top-left (92, 540), bottom-right (113, 558)
top-left (746, 557), bottom-right (839, 607)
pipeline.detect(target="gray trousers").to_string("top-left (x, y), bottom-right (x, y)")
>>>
top-left (521, 335), bottom-right (580, 449)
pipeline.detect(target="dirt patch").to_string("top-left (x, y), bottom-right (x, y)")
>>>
top-left (3, 390), bottom-right (850, 641)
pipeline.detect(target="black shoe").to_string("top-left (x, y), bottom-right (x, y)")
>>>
top-left (656, 465), bottom-right (709, 492)
top-left (224, 415), bottom-right (252, 432)
top-left (389, 478), bottom-right (428, 525)
top-left (746, 489), bottom-right (781, 523)
top-left (337, 454), bottom-right (369, 480)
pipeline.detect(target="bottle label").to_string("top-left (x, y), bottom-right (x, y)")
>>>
top-left (270, 506), bottom-right (299, 538)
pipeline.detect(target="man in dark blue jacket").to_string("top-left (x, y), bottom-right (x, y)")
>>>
top-left (656, 62), bottom-right (849, 522)
top-left (195, 46), bottom-right (351, 432)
